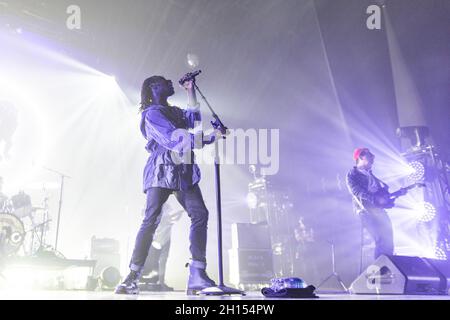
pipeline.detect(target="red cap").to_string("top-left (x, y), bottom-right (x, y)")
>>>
top-left (353, 148), bottom-right (369, 161)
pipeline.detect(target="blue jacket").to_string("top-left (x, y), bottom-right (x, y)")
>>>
top-left (140, 104), bottom-right (208, 192)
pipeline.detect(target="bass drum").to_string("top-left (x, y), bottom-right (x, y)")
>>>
top-left (0, 213), bottom-right (25, 256)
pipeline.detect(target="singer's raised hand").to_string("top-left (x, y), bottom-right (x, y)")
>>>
top-left (181, 79), bottom-right (194, 90)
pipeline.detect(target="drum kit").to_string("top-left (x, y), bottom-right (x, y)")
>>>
top-left (0, 190), bottom-right (52, 258)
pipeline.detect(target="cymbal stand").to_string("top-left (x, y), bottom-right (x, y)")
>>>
top-left (41, 166), bottom-right (71, 252)
top-left (39, 197), bottom-right (50, 252)
top-left (316, 241), bottom-right (348, 293)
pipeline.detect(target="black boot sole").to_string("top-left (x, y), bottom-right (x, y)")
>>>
top-left (186, 288), bottom-right (200, 296)
top-left (115, 287), bottom-right (140, 295)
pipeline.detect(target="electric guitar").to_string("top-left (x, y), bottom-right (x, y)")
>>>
top-left (375, 183), bottom-right (426, 209)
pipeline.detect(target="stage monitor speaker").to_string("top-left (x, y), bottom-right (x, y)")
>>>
top-left (350, 255), bottom-right (443, 295)
top-left (231, 223), bottom-right (271, 250)
top-left (423, 258), bottom-right (450, 295)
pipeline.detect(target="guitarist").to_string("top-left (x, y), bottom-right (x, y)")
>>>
top-left (346, 148), bottom-right (406, 260)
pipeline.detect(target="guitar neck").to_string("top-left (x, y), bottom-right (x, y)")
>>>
top-left (390, 190), bottom-right (404, 199)
top-left (390, 183), bottom-right (424, 199)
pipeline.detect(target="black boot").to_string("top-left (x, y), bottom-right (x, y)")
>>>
top-left (115, 270), bottom-right (141, 295)
top-left (186, 260), bottom-right (216, 295)
top-left (141, 270), bottom-right (159, 284)
top-left (159, 282), bottom-right (174, 292)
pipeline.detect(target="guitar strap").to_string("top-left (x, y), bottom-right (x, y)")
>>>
top-left (351, 192), bottom-right (367, 215)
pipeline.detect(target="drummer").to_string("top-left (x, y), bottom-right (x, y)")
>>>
top-left (11, 190), bottom-right (33, 218)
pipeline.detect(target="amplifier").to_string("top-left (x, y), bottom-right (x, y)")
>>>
top-left (229, 249), bottom-right (274, 285)
top-left (90, 236), bottom-right (121, 278)
top-left (231, 223), bottom-right (272, 250)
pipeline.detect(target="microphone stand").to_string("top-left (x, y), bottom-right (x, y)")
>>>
top-left (193, 82), bottom-right (245, 296)
top-left (42, 166), bottom-right (71, 253)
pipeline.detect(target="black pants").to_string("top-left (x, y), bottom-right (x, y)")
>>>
top-left (360, 209), bottom-right (394, 260)
top-left (129, 184), bottom-right (209, 272)
top-left (143, 240), bottom-right (171, 282)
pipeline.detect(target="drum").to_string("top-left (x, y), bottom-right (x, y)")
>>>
top-left (0, 213), bottom-right (25, 255)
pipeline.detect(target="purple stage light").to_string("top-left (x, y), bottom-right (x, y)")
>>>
top-left (416, 201), bottom-right (436, 223)
top-left (434, 247), bottom-right (447, 261)
top-left (407, 160), bottom-right (425, 182)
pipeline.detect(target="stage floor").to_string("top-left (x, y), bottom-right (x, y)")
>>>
top-left (0, 289), bottom-right (449, 300)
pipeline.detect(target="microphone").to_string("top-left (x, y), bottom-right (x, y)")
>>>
top-left (179, 70), bottom-right (202, 85)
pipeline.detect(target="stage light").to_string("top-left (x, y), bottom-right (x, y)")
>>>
top-left (99, 266), bottom-right (121, 289)
top-left (407, 161), bottom-right (425, 182)
top-left (187, 53), bottom-right (199, 68)
top-left (246, 192), bottom-right (258, 209)
top-left (106, 75), bottom-right (116, 83)
top-left (434, 247), bottom-right (447, 261)
top-left (97, 74), bottom-right (119, 93)
top-left (413, 201), bottom-right (436, 223)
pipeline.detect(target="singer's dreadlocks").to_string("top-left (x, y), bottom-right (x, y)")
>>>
top-left (139, 76), bottom-right (166, 113)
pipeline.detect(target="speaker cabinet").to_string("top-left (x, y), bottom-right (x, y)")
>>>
top-left (90, 237), bottom-right (121, 278)
top-left (229, 223), bottom-right (274, 286)
top-left (350, 255), bottom-right (443, 295)
top-left (231, 223), bottom-right (272, 250)
top-left (229, 249), bottom-right (274, 285)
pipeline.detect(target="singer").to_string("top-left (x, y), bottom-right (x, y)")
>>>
top-left (115, 75), bottom-right (223, 295)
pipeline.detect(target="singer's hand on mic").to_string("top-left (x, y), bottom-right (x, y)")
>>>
top-left (204, 129), bottom-right (224, 144)
top-left (211, 129), bottom-right (224, 140)
top-left (180, 79), bottom-right (194, 90)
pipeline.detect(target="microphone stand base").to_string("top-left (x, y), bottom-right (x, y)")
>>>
top-left (199, 285), bottom-right (246, 296)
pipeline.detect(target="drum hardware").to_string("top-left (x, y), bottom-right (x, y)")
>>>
top-left (0, 178), bottom-right (74, 271)
top-left (0, 213), bottom-right (25, 256)
top-left (0, 186), bottom-right (54, 258)
top-left (10, 231), bottom-right (24, 245)
top-left (25, 218), bottom-right (52, 256)
top-left (40, 166), bottom-right (71, 252)
top-left (0, 198), bottom-right (13, 214)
